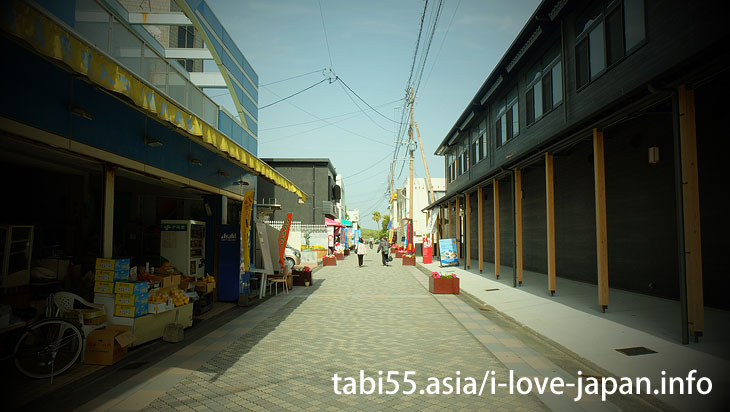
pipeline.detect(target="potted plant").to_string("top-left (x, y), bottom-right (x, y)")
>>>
top-left (292, 265), bottom-right (312, 286)
top-left (395, 248), bottom-right (405, 258)
top-left (429, 272), bottom-right (459, 294)
top-left (323, 254), bottom-right (337, 266)
top-left (334, 250), bottom-right (345, 260)
top-left (402, 254), bottom-right (416, 266)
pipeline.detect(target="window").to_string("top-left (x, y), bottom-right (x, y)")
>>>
top-left (461, 140), bottom-right (469, 175)
top-left (526, 44), bottom-right (563, 125)
top-left (177, 26), bottom-right (196, 72)
top-left (446, 153), bottom-right (455, 182)
top-left (496, 87), bottom-right (519, 147)
top-left (575, 0), bottom-right (645, 89)
top-left (470, 119), bottom-right (487, 165)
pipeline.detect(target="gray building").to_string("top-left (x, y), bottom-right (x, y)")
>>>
top-left (257, 159), bottom-right (339, 225)
top-left (427, 0), bottom-right (727, 343)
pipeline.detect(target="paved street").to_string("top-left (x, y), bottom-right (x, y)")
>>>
top-left (79, 252), bottom-right (629, 412)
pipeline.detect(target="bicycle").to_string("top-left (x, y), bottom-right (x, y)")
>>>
top-left (12, 317), bottom-right (84, 381)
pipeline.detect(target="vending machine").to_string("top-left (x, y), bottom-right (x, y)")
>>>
top-left (160, 220), bottom-right (206, 277)
top-left (217, 224), bottom-right (249, 301)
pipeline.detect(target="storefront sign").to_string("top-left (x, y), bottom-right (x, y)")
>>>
top-left (278, 213), bottom-right (292, 269)
top-left (240, 190), bottom-right (254, 270)
top-left (438, 238), bottom-right (459, 266)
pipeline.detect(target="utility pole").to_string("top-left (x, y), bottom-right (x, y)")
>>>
top-left (415, 122), bottom-right (436, 204)
top-left (409, 88), bottom-right (415, 221)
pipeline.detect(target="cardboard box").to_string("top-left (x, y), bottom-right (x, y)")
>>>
top-left (114, 292), bottom-right (149, 306)
top-left (94, 280), bottom-right (115, 294)
top-left (114, 302), bottom-right (148, 318)
top-left (95, 258), bottom-right (131, 271)
top-left (95, 269), bottom-right (130, 282)
top-left (83, 325), bottom-right (135, 365)
top-left (114, 281), bottom-right (148, 294)
top-left (195, 281), bottom-right (215, 294)
top-left (61, 309), bottom-right (107, 326)
top-left (93, 293), bottom-right (115, 321)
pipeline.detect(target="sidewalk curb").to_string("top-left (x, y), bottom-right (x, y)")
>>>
top-left (415, 262), bottom-right (675, 412)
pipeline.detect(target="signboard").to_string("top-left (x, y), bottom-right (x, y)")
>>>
top-left (327, 226), bottom-right (334, 248)
top-left (255, 220), bottom-right (274, 273)
top-left (438, 238), bottom-right (459, 266)
top-left (241, 190), bottom-right (254, 271)
top-left (278, 213), bottom-right (293, 269)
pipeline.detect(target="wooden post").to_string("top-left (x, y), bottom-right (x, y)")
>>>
top-left (456, 196), bottom-right (461, 260)
top-left (478, 186), bottom-right (484, 273)
top-left (441, 205), bottom-right (445, 240)
top-left (593, 129), bottom-right (609, 312)
top-left (102, 165), bottom-right (116, 258)
top-left (515, 169), bottom-right (523, 286)
top-left (493, 179), bottom-right (500, 278)
top-left (466, 192), bottom-right (471, 268)
top-left (545, 153), bottom-right (556, 295)
top-left (678, 85), bottom-right (704, 338)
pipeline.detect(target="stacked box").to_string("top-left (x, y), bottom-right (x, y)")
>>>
top-left (94, 258), bottom-right (131, 294)
top-left (114, 281), bottom-right (147, 294)
top-left (114, 302), bottom-right (148, 317)
top-left (115, 292), bottom-right (149, 306)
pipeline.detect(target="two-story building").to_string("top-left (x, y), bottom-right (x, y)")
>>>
top-left (427, 0), bottom-right (727, 343)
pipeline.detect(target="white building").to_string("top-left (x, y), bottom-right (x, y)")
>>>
top-left (389, 177), bottom-right (446, 245)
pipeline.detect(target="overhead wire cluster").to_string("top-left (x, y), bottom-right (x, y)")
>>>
top-left (388, 0), bottom-right (444, 199)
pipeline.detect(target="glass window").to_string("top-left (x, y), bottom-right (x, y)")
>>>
top-left (576, 39), bottom-right (590, 88)
top-left (589, 22), bottom-right (606, 78)
top-left (526, 89), bottom-right (535, 125)
top-left (552, 61), bottom-right (563, 105)
top-left (624, 0), bottom-right (645, 50)
top-left (496, 117), bottom-right (503, 146)
top-left (511, 103), bottom-right (519, 137)
top-left (606, 6), bottom-right (624, 67)
top-left (479, 120), bottom-right (487, 161)
top-left (143, 45), bottom-right (167, 92)
top-left (75, 0), bottom-right (110, 52)
top-left (167, 70), bottom-right (187, 106)
top-left (534, 80), bottom-right (544, 118)
top-left (111, 18), bottom-right (142, 74)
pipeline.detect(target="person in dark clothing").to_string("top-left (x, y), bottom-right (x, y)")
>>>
top-left (376, 236), bottom-right (390, 266)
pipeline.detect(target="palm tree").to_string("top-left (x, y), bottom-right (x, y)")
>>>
top-left (372, 211), bottom-right (381, 228)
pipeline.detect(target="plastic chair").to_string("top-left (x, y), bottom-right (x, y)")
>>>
top-left (53, 292), bottom-right (107, 359)
top-left (268, 269), bottom-right (289, 296)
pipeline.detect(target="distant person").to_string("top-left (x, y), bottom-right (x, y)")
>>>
top-left (356, 237), bottom-right (368, 267)
top-left (376, 236), bottom-right (390, 266)
top-left (369, 239), bottom-right (373, 249)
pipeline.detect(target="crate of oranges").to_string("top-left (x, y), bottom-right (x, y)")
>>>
top-left (169, 288), bottom-right (190, 307)
top-left (195, 275), bottom-right (216, 294)
top-left (148, 292), bottom-right (173, 314)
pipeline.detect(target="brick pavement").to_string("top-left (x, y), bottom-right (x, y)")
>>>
top-left (78, 252), bottom-right (623, 412)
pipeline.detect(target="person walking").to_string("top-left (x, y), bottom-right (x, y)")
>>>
top-left (376, 236), bottom-right (390, 266)
top-left (356, 237), bottom-right (368, 267)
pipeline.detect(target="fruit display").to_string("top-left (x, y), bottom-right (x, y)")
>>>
top-left (169, 288), bottom-right (190, 306)
top-left (202, 275), bottom-right (215, 283)
top-left (148, 294), bottom-right (169, 304)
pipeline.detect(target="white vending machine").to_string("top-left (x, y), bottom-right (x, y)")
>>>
top-left (160, 220), bottom-right (206, 277)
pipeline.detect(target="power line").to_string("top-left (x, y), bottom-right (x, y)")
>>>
top-left (336, 79), bottom-right (393, 133)
top-left (421, 0), bottom-right (460, 95)
top-left (259, 78), bottom-right (330, 109)
top-left (343, 152), bottom-right (394, 180)
top-left (337, 77), bottom-right (400, 124)
top-left (260, 97), bottom-right (403, 131)
top-left (318, 0), bottom-right (334, 70)
top-left (261, 68), bottom-right (327, 87)
top-left (261, 85), bottom-right (393, 147)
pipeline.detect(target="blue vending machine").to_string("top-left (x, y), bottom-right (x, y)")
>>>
top-left (217, 224), bottom-right (250, 301)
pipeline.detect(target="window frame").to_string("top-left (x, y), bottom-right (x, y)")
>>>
top-left (496, 88), bottom-right (519, 148)
top-left (575, 0), bottom-right (646, 92)
top-left (525, 46), bottom-right (563, 127)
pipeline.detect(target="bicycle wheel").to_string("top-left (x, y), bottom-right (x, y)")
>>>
top-left (14, 318), bottom-right (83, 379)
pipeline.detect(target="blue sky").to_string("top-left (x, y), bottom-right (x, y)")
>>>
top-left (207, 0), bottom-right (540, 229)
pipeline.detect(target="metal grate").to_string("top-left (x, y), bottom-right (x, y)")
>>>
top-left (615, 346), bottom-right (657, 356)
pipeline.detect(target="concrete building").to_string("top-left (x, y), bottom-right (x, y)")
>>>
top-left (426, 0), bottom-right (728, 344)
top-left (256, 159), bottom-right (339, 225)
top-left (0, 0), bottom-right (304, 292)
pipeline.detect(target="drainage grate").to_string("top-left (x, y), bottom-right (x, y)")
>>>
top-left (119, 361), bottom-right (149, 370)
top-left (615, 346), bottom-right (657, 356)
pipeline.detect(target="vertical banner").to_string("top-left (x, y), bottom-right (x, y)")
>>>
top-left (278, 213), bottom-right (293, 269)
top-left (422, 236), bottom-right (433, 264)
top-left (327, 226), bottom-right (334, 248)
top-left (240, 190), bottom-right (255, 270)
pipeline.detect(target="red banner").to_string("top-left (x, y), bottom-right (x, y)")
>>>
top-left (278, 213), bottom-right (293, 269)
top-left (422, 236), bottom-right (433, 264)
